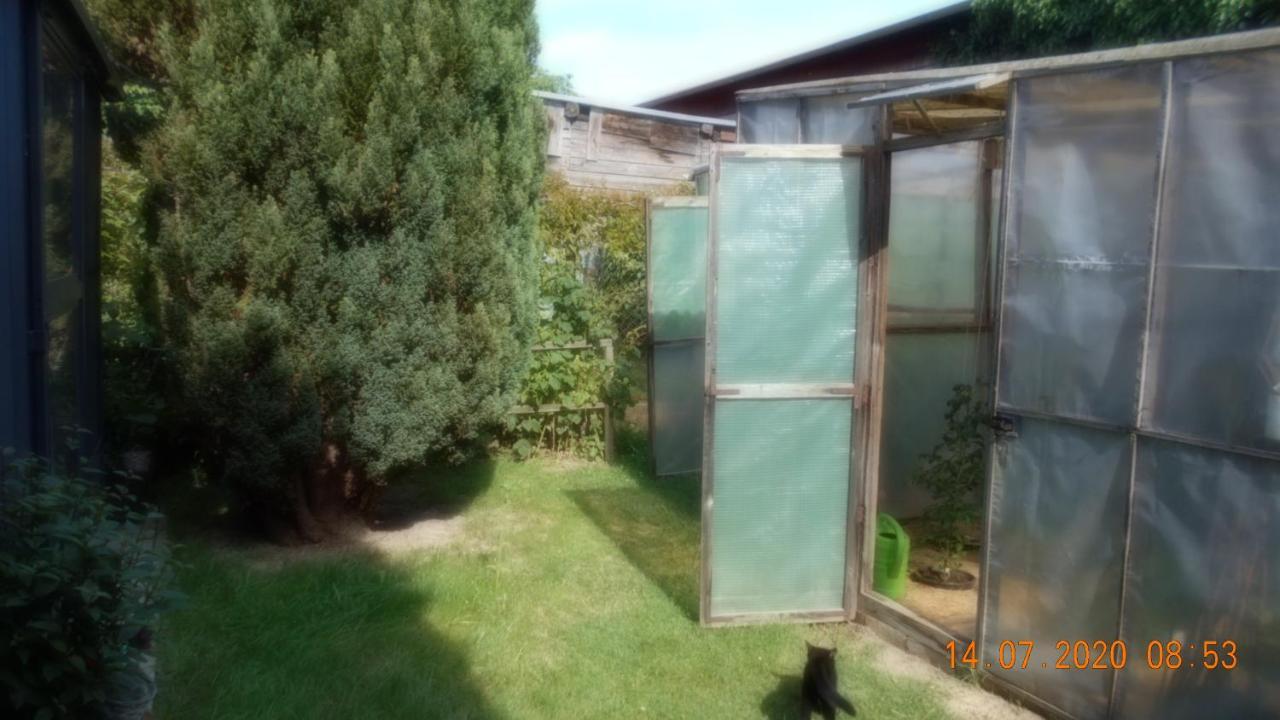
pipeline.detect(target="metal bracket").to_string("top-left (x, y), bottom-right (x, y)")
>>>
top-left (989, 412), bottom-right (1019, 439)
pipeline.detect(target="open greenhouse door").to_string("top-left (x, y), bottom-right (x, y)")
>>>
top-left (701, 145), bottom-right (875, 625)
top-left (646, 197), bottom-right (708, 477)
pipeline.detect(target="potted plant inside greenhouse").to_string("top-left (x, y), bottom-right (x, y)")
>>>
top-left (911, 384), bottom-right (985, 590)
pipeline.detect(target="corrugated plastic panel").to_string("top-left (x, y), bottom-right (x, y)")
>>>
top-left (1146, 49), bottom-right (1280, 452)
top-left (1114, 438), bottom-right (1280, 718)
top-left (738, 99), bottom-right (801, 144)
top-left (651, 341), bottom-right (704, 476)
top-left (998, 66), bottom-right (1164, 425)
top-left (649, 205), bottom-right (707, 341)
top-left (709, 399), bottom-right (851, 616)
top-left (983, 417), bottom-right (1128, 719)
top-left (706, 152), bottom-right (861, 621)
top-left (715, 157), bottom-right (860, 384)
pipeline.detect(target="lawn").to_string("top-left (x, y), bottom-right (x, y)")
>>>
top-left (155, 435), bottom-right (1019, 719)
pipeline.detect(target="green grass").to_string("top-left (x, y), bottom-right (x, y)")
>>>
top-left (156, 436), bottom-right (955, 719)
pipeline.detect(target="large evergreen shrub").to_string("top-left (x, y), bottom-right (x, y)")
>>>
top-left (148, 0), bottom-right (543, 537)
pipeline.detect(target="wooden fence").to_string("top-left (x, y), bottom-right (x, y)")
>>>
top-left (508, 338), bottom-right (615, 461)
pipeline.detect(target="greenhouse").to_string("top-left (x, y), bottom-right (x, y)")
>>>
top-left (648, 27), bottom-right (1280, 719)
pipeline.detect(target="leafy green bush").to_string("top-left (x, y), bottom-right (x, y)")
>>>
top-left (538, 174), bottom-right (652, 350)
top-left (0, 452), bottom-right (181, 717)
top-left (504, 265), bottom-right (612, 459)
top-left (912, 384), bottom-right (987, 576)
top-left (143, 0), bottom-right (543, 533)
top-left (101, 140), bottom-right (166, 460)
top-left (506, 175), bottom-right (691, 459)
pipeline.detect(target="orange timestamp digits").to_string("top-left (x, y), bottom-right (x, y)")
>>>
top-left (1145, 639), bottom-right (1238, 670)
top-left (945, 639), bottom-right (1238, 671)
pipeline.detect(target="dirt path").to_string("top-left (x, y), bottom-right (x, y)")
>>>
top-left (846, 625), bottom-right (1042, 720)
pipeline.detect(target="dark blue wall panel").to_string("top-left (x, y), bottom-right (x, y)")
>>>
top-left (0, 0), bottom-right (34, 454)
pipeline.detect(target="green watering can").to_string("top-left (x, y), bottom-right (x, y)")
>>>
top-left (873, 513), bottom-right (910, 600)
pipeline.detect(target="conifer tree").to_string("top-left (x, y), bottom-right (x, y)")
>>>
top-left (149, 0), bottom-right (543, 537)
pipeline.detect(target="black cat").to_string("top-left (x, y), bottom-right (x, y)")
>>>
top-left (801, 642), bottom-right (857, 719)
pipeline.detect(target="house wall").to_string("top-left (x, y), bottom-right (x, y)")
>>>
top-left (0, 0), bottom-right (36, 453)
top-left (542, 97), bottom-right (734, 194)
top-left (1, 0), bottom-right (108, 458)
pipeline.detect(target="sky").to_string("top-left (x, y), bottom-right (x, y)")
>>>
top-left (535, 0), bottom-right (963, 106)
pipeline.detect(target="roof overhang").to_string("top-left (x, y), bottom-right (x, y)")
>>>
top-left (638, 1), bottom-right (971, 108)
top-left (842, 72), bottom-right (1010, 109)
top-left (737, 25), bottom-right (1280, 102)
top-left (535, 91), bottom-right (736, 127)
top-left (735, 26), bottom-right (1280, 140)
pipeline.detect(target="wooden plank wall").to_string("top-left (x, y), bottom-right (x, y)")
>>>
top-left (542, 98), bottom-right (736, 193)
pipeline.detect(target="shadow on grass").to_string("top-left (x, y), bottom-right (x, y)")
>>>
top-left (613, 424), bottom-right (699, 520)
top-left (759, 674), bottom-right (805, 720)
top-left (159, 457), bottom-right (497, 542)
top-left (566, 426), bottom-right (702, 621)
top-left (158, 458), bottom-right (503, 717)
top-left (160, 546), bottom-right (504, 720)
top-left (372, 457), bottom-right (497, 531)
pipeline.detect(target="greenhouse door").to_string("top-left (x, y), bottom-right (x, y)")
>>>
top-left (701, 145), bottom-right (874, 625)
top-left (646, 197), bottom-right (708, 477)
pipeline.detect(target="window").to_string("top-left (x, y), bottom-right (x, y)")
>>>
top-left (38, 15), bottom-right (89, 463)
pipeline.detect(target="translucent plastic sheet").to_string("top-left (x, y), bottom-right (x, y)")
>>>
top-left (651, 342), bottom-right (704, 476)
top-left (715, 157), bottom-right (860, 384)
top-left (801, 95), bottom-right (877, 145)
top-left (879, 332), bottom-right (986, 517)
top-left (983, 417), bottom-right (1129, 719)
top-left (693, 169), bottom-right (709, 196)
top-left (1145, 50), bottom-right (1280, 452)
top-left (649, 205), bottom-right (708, 342)
top-left (998, 66), bottom-right (1164, 425)
top-left (738, 99), bottom-right (801, 144)
top-left (879, 142), bottom-right (989, 518)
top-left (1001, 264), bottom-right (1148, 422)
top-left (1113, 439), bottom-right (1280, 717)
top-left (648, 203), bottom-right (707, 475)
top-left (741, 95), bottom-right (876, 145)
top-left (709, 399), bottom-right (851, 616)
top-left (887, 143), bottom-right (982, 316)
top-left (707, 153), bottom-right (861, 619)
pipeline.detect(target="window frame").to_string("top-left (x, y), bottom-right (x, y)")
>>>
top-left (30, 1), bottom-right (102, 462)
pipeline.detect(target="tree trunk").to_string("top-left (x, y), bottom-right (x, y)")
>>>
top-left (291, 472), bottom-right (326, 543)
top-left (305, 441), bottom-right (350, 527)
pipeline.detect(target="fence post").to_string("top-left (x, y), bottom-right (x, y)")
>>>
top-left (601, 338), bottom-right (616, 462)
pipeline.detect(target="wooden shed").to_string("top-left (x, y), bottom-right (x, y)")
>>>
top-left (537, 91), bottom-right (735, 194)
